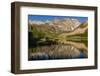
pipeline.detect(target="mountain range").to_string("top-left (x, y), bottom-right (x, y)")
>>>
top-left (29, 18), bottom-right (82, 32)
top-left (28, 18), bottom-right (88, 44)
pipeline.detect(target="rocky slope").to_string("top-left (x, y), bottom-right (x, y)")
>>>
top-left (28, 18), bottom-right (88, 44)
top-left (29, 18), bottom-right (81, 32)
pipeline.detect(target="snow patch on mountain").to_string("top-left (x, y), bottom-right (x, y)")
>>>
top-left (29, 18), bottom-right (81, 32)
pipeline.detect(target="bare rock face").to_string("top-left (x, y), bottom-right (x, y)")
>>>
top-left (29, 18), bottom-right (81, 32)
top-left (48, 18), bottom-right (81, 32)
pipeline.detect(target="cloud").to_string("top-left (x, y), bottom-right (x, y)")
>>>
top-left (29, 20), bottom-right (45, 25)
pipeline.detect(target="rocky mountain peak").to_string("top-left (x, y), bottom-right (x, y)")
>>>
top-left (29, 18), bottom-right (81, 32)
top-left (48, 18), bottom-right (81, 32)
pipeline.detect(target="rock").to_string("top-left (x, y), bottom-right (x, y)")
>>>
top-left (29, 18), bottom-right (81, 32)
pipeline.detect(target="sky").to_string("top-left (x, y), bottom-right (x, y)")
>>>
top-left (28, 15), bottom-right (88, 23)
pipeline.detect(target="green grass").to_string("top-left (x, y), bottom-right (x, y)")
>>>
top-left (29, 23), bottom-right (88, 47)
top-left (79, 22), bottom-right (88, 28)
top-left (66, 30), bottom-right (88, 46)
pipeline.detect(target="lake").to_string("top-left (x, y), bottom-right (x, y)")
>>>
top-left (28, 42), bottom-right (87, 61)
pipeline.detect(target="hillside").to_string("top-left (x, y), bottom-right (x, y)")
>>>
top-left (28, 18), bottom-right (88, 47)
top-left (29, 18), bottom-right (81, 32)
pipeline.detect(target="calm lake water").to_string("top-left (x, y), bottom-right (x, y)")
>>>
top-left (28, 43), bottom-right (87, 61)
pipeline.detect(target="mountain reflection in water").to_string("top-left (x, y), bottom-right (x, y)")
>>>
top-left (28, 42), bottom-right (87, 60)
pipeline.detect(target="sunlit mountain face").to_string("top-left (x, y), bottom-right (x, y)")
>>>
top-left (28, 15), bottom-right (88, 60)
top-left (29, 18), bottom-right (81, 32)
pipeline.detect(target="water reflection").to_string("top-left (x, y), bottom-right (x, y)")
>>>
top-left (28, 41), bottom-right (87, 60)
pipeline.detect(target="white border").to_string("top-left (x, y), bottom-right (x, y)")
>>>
top-left (20, 6), bottom-right (95, 70)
